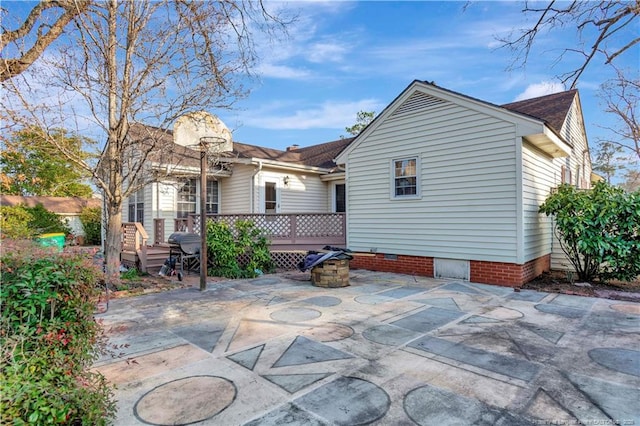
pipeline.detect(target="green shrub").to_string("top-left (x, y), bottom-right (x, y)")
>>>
top-left (26, 203), bottom-right (71, 236)
top-left (0, 240), bottom-right (116, 425)
top-left (0, 203), bottom-right (70, 240)
top-left (0, 205), bottom-right (34, 239)
top-left (539, 181), bottom-right (640, 282)
top-left (206, 219), bottom-right (275, 279)
top-left (121, 267), bottom-right (140, 280)
top-left (80, 206), bottom-right (102, 245)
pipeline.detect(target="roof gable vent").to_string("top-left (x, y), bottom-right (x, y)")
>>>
top-left (392, 91), bottom-right (447, 117)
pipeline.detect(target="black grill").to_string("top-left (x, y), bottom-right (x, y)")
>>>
top-left (167, 232), bottom-right (201, 273)
top-left (168, 232), bottom-right (201, 254)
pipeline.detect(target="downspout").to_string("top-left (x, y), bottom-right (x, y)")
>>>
top-left (250, 160), bottom-right (262, 213)
top-left (156, 182), bottom-right (161, 244)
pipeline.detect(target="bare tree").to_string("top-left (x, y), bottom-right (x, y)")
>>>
top-left (1, 0), bottom-right (90, 81)
top-left (2, 0), bottom-right (289, 282)
top-left (498, 1), bottom-right (639, 89)
top-left (598, 66), bottom-right (639, 161)
top-left (498, 1), bottom-right (639, 186)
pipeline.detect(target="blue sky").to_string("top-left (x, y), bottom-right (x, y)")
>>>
top-left (3, 1), bottom-right (637, 157)
top-left (214, 1), bottom-right (638, 153)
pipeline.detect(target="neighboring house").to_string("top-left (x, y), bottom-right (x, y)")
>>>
top-left (335, 80), bottom-right (594, 286)
top-left (0, 195), bottom-right (101, 238)
top-left (125, 122), bottom-right (351, 245)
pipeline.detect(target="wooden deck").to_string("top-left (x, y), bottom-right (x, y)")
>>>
top-left (171, 213), bottom-right (346, 249)
top-left (123, 213), bottom-right (346, 272)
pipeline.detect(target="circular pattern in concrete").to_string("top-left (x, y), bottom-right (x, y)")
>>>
top-left (303, 296), bottom-right (342, 307)
top-left (610, 303), bottom-right (640, 315)
top-left (294, 376), bottom-right (390, 425)
top-left (362, 324), bottom-right (420, 346)
top-left (404, 384), bottom-right (488, 425)
top-left (302, 323), bottom-right (354, 342)
top-left (270, 307), bottom-right (321, 322)
top-left (588, 348), bottom-right (640, 377)
top-left (134, 375), bottom-right (236, 425)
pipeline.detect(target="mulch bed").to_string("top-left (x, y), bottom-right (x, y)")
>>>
top-left (522, 270), bottom-right (640, 302)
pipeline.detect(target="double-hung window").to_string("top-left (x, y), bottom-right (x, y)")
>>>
top-left (392, 157), bottom-right (419, 198)
top-left (177, 179), bottom-right (197, 218)
top-left (128, 187), bottom-right (144, 224)
top-left (206, 180), bottom-right (219, 214)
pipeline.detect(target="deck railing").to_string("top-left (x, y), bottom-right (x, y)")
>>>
top-left (122, 222), bottom-right (149, 271)
top-left (168, 213), bottom-right (346, 249)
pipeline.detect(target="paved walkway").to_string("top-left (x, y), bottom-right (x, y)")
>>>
top-left (94, 270), bottom-right (640, 425)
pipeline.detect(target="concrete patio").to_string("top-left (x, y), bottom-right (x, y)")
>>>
top-left (94, 270), bottom-right (640, 425)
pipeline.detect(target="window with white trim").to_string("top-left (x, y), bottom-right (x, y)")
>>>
top-left (128, 187), bottom-right (145, 224)
top-left (392, 157), bottom-right (419, 198)
top-left (334, 183), bottom-right (346, 212)
top-left (206, 179), bottom-right (219, 214)
top-left (177, 179), bottom-right (197, 218)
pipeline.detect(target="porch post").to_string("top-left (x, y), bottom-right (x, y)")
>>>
top-left (199, 140), bottom-right (208, 291)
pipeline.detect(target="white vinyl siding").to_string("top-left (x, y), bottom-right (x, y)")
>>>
top-left (220, 164), bottom-right (252, 213)
top-left (561, 100), bottom-right (592, 189)
top-left (279, 172), bottom-right (327, 213)
top-left (257, 168), bottom-right (328, 213)
top-left (153, 181), bottom-right (179, 237)
top-left (521, 142), bottom-right (558, 262)
top-left (550, 99), bottom-right (591, 270)
top-left (522, 97), bottom-right (592, 271)
top-left (346, 98), bottom-right (519, 263)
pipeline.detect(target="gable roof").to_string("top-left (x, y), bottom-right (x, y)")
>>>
top-left (336, 80), bottom-right (574, 163)
top-left (0, 195), bottom-right (101, 214)
top-left (501, 89), bottom-right (577, 134)
top-left (130, 123), bottom-right (352, 171)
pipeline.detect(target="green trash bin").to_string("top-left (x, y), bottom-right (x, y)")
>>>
top-left (37, 233), bottom-right (66, 252)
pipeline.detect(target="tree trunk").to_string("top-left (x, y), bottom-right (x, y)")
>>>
top-left (105, 201), bottom-right (122, 285)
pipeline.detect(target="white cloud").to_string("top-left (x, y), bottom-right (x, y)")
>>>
top-left (243, 99), bottom-right (383, 130)
top-left (257, 63), bottom-right (311, 80)
top-left (514, 81), bottom-right (565, 101)
top-left (306, 41), bottom-right (349, 63)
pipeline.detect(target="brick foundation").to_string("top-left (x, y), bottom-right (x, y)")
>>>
top-left (350, 253), bottom-right (434, 276)
top-left (350, 253), bottom-right (550, 287)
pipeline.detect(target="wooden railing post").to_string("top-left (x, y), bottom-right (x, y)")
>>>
top-left (290, 214), bottom-right (297, 244)
top-left (134, 222), bottom-right (149, 273)
top-left (154, 218), bottom-right (165, 245)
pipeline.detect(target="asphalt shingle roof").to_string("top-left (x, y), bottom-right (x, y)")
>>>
top-left (129, 123), bottom-right (352, 170)
top-left (130, 87), bottom-right (577, 171)
top-left (501, 89), bottom-right (578, 134)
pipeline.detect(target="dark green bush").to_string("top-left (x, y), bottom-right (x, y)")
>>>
top-left (0, 240), bottom-right (116, 425)
top-left (80, 206), bottom-right (102, 245)
top-left (0, 203), bottom-right (70, 239)
top-left (206, 219), bottom-right (275, 279)
top-left (26, 203), bottom-right (72, 236)
top-left (540, 181), bottom-right (640, 282)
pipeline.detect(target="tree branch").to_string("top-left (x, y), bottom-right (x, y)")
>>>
top-left (1, 0), bottom-right (90, 82)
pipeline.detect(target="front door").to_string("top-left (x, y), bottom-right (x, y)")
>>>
top-left (264, 181), bottom-right (279, 213)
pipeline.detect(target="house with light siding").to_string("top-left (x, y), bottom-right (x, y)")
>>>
top-left (0, 195), bottom-right (101, 240)
top-left (124, 123), bottom-right (350, 245)
top-left (334, 80), bottom-right (593, 286)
